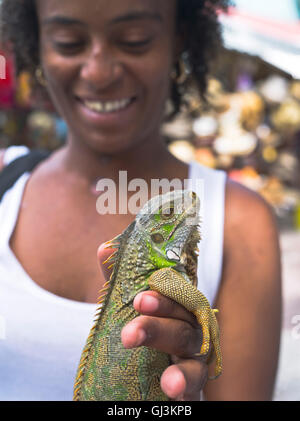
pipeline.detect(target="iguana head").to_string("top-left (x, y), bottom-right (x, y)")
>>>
top-left (136, 190), bottom-right (201, 284)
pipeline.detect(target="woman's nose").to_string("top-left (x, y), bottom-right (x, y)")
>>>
top-left (80, 45), bottom-right (123, 89)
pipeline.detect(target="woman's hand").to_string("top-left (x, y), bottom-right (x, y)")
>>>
top-left (98, 243), bottom-right (208, 401)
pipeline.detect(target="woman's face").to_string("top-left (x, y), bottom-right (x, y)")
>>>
top-left (36, 0), bottom-right (178, 154)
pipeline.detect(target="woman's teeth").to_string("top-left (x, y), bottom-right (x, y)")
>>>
top-left (82, 98), bottom-right (132, 113)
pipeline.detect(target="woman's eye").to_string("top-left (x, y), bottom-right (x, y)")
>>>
top-left (53, 41), bottom-right (84, 53)
top-left (120, 39), bottom-right (152, 49)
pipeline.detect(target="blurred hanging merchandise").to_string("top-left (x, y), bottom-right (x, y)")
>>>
top-left (0, 49), bottom-right (14, 109)
top-left (0, 46), bottom-right (67, 150)
top-left (164, 2), bottom-right (300, 229)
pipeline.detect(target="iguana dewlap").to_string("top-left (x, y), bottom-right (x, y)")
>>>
top-left (73, 190), bottom-right (222, 401)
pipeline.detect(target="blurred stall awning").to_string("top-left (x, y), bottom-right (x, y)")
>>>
top-left (220, 4), bottom-right (300, 79)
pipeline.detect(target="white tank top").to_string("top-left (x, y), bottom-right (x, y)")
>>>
top-left (0, 146), bottom-right (226, 401)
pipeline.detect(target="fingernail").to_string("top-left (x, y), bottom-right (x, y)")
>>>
top-left (135, 328), bottom-right (147, 347)
top-left (140, 294), bottom-right (159, 312)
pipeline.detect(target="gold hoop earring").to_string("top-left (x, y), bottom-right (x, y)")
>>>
top-left (35, 66), bottom-right (47, 87)
top-left (171, 57), bottom-right (189, 86)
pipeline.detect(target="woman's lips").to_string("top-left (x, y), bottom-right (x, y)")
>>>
top-left (75, 95), bottom-right (137, 126)
top-left (80, 97), bottom-right (135, 113)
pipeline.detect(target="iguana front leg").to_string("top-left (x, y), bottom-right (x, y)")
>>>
top-left (148, 267), bottom-right (222, 380)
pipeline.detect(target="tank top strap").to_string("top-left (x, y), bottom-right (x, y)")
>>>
top-left (0, 146), bottom-right (31, 248)
top-left (3, 145), bottom-right (30, 166)
top-left (0, 173), bottom-right (29, 249)
top-left (188, 161), bottom-right (227, 306)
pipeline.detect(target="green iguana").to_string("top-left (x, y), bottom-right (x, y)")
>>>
top-left (73, 190), bottom-right (222, 401)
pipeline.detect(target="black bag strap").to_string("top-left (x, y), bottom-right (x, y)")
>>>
top-left (0, 149), bottom-right (51, 202)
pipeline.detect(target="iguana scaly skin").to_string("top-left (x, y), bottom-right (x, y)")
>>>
top-left (73, 190), bottom-right (222, 401)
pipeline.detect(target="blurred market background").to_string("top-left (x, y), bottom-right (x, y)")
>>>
top-left (0, 0), bottom-right (299, 401)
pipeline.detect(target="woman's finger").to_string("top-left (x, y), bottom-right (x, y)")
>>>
top-left (160, 359), bottom-right (208, 401)
top-left (121, 314), bottom-right (202, 358)
top-left (97, 242), bottom-right (117, 282)
top-left (133, 291), bottom-right (199, 328)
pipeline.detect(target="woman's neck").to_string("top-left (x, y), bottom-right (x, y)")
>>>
top-left (59, 131), bottom-right (179, 185)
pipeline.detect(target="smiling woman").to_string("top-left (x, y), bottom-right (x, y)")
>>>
top-left (32, 3), bottom-right (164, 154)
top-left (0, 0), bottom-right (281, 402)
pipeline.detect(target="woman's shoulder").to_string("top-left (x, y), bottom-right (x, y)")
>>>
top-left (224, 177), bottom-right (279, 256)
top-left (225, 177), bottom-right (275, 224)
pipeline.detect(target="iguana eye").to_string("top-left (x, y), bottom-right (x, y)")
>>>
top-left (161, 204), bottom-right (175, 219)
top-left (151, 233), bottom-right (164, 244)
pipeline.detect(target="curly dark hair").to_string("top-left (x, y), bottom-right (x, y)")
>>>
top-left (0, 0), bottom-right (230, 116)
